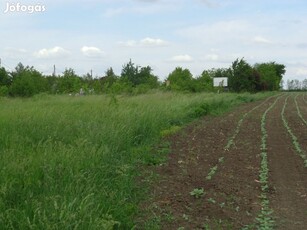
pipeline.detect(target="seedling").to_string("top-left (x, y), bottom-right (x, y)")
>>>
top-left (206, 166), bottom-right (218, 180)
top-left (282, 96), bottom-right (307, 167)
top-left (190, 188), bottom-right (205, 198)
top-left (253, 95), bottom-right (280, 229)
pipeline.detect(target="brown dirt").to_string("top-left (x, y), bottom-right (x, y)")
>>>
top-left (140, 93), bottom-right (307, 230)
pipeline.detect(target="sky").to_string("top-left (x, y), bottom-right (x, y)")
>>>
top-left (1, 0), bottom-right (307, 82)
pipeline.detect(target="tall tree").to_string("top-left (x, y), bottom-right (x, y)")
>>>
top-left (194, 70), bottom-right (213, 92)
top-left (58, 68), bottom-right (82, 93)
top-left (166, 67), bottom-right (193, 91)
top-left (121, 60), bottom-right (158, 87)
top-left (229, 58), bottom-right (255, 92)
top-left (0, 67), bottom-right (11, 86)
top-left (254, 62), bottom-right (285, 91)
top-left (121, 59), bottom-right (139, 86)
top-left (10, 63), bottom-right (47, 97)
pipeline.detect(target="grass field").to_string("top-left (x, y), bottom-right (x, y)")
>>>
top-left (0, 92), bottom-right (274, 229)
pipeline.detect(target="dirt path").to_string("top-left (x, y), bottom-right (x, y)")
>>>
top-left (141, 93), bottom-right (307, 229)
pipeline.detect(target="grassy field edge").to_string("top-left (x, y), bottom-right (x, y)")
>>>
top-left (0, 92), bottom-right (276, 229)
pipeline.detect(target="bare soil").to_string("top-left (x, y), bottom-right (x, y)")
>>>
top-left (140, 93), bottom-right (307, 229)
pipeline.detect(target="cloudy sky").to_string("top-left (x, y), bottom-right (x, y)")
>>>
top-left (1, 0), bottom-right (307, 82)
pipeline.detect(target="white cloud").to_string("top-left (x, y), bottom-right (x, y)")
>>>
top-left (140, 37), bottom-right (168, 46)
top-left (205, 54), bottom-right (219, 61)
top-left (170, 54), bottom-right (193, 62)
top-left (34, 46), bottom-right (70, 59)
top-left (81, 46), bottom-right (105, 58)
top-left (119, 37), bottom-right (168, 47)
top-left (252, 36), bottom-right (272, 44)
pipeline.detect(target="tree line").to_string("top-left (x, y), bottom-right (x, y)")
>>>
top-left (0, 58), bottom-right (286, 97)
top-left (286, 79), bottom-right (307, 91)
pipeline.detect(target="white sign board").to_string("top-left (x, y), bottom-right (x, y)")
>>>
top-left (213, 77), bottom-right (228, 87)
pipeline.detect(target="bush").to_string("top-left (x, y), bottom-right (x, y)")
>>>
top-left (0, 86), bottom-right (9, 97)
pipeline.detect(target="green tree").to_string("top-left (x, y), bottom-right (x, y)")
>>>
top-left (229, 58), bottom-right (255, 92)
top-left (101, 67), bottom-right (118, 88)
top-left (166, 67), bottom-right (193, 91)
top-left (120, 60), bottom-right (159, 87)
top-left (58, 68), bottom-right (82, 93)
top-left (254, 62), bottom-right (285, 91)
top-left (0, 67), bottom-right (10, 96)
top-left (9, 63), bottom-right (47, 97)
top-left (138, 66), bottom-right (159, 88)
top-left (194, 70), bottom-right (214, 92)
top-left (0, 67), bottom-right (11, 86)
top-left (121, 59), bottom-right (139, 86)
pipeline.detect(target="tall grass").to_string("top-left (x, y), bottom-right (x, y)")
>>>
top-left (0, 92), bottom-right (274, 229)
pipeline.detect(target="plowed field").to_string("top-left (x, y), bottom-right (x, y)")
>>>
top-left (145, 93), bottom-right (307, 229)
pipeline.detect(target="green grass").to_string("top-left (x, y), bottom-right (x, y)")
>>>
top-left (0, 92), bottom-right (274, 229)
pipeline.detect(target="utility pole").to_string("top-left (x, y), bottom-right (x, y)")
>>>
top-left (53, 65), bottom-right (56, 76)
top-left (0, 58), bottom-right (2, 68)
top-left (90, 69), bottom-right (93, 78)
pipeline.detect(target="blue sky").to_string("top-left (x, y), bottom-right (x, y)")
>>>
top-left (1, 0), bottom-right (307, 82)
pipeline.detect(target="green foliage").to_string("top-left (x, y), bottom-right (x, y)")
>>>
top-left (0, 86), bottom-right (9, 97)
top-left (166, 67), bottom-right (193, 91)
top-left (58, 68), bottom-right (82, 93)
top-left (100, 67), bottom-right (119, 92)
top-left (189, 102), bottom-right (211, 118)
top-left (294, 94), bottom-right (307, 126)
top-left (190, 188), bottom-right (205, 198)
top-left (9, 63), bottom-right (47, 97)
top-left (1, 58), bottom-right (286, 98)
top-left (193, 70), bottom-right (214, 92)
top-left (281, 96), bottom-right (307, 167)
top-left (0, 92), bottom-right (273, 229)
top-left (0, 67), bottom-right (11, 86)
top-left (121, 60), bottom-right (159, 87)
top-left (253, 95), bottom-right (280, 229)
top-left (228, 59), bottom-right (286, 92)
top-left (254, 62), bottom-right (285, 91)
top-left (229, 58), bottom-right (255, 92)
top-left (206, 166), bottom-right (218, 180)
top-left (160, 125), bottom-right (181, 137)
top-left (108, 79), bottom-right (133, 94)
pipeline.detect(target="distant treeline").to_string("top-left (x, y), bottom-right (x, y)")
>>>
top-left (0, 58), bottom-right (286, 97)
top-left (286, 79), bottom-right (307, 91)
